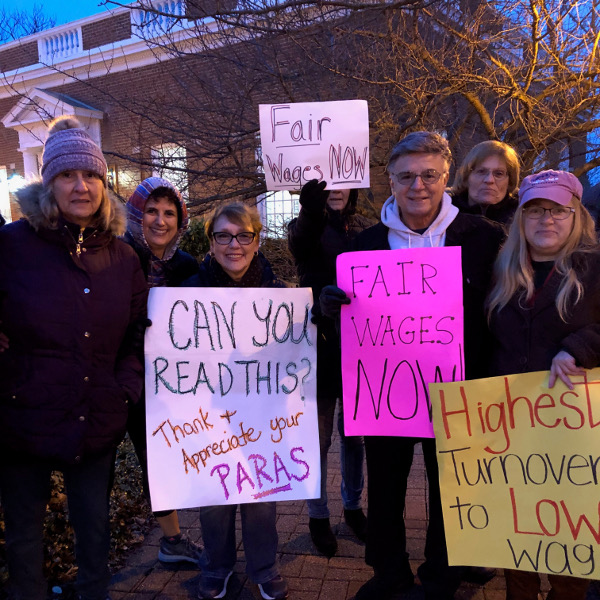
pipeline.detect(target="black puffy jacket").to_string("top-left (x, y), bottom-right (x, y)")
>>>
top-left (288, 193), bottom-right (373, 397)
top-left (288, 196), bottom-right (373, 300)
top-left (0, 184), bottom-right (148, 464)
top-left (489, 251), bottom-right (600, 376)
top-left (451, 189), bottom-right (517, 226)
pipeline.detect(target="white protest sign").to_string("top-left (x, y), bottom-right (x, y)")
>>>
top-left (259, 100), bottom-right (370, 191)
top-left (337, 247), bottom-right (464, 437)
top-left (144, 287), bottom-right (319, 511)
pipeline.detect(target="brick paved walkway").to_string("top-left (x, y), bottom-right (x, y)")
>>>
top-left (109, 431), bottom-right (600, 600)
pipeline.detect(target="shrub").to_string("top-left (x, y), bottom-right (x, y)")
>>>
top-left (179, 218), bottom-right (209, 258)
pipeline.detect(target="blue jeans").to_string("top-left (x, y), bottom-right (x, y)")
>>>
top-left (307, 396), bottom-right (365, 519)
top-left (0, 452), bottom-right (113, 600)
top-left (199, 502), bottom-right (280, 584)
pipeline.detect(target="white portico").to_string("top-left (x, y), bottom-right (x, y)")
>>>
top-left (0, 90), bottom-right (103, 221)
top-left (2, 89), bottom-right (104, 180)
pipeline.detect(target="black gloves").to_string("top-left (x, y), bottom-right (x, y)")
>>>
top-left (319, 285), bottom-right (350, 319)
top-left (299, 179), bottom-right (329, 215)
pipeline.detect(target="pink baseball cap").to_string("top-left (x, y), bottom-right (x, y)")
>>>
top-left (518, 169), bottom-right (583, 207)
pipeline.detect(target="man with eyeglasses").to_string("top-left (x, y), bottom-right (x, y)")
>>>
top-left (320, 131), bottom-right (504, 600)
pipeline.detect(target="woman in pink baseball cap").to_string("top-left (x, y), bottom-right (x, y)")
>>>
top-left (486, 169), bottom-right (599, 600)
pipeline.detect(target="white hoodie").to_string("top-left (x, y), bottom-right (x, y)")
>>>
top-left (380, 191), bottom-right (459, 249)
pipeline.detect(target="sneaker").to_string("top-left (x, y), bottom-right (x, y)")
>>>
top-left (198, 571), bottom-right (233, 599)
top-left (158, 534), bottom-right (202, 565)
top-left (258, 575), bottom-right (289, 600)
top-left (344, 508), bottom-right (367, 542)
top-left (308, 517), bottom-right (337, 557)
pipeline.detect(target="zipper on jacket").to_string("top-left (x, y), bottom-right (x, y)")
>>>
top-left (75, 227), bottom-right (84, 257)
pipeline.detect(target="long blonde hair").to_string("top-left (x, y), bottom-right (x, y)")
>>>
top-left (486, 196), bottom-right (597, 322)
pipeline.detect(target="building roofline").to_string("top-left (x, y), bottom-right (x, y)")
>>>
top-left (0, 3), bottom-right (134, 51)
top-left (0, 6), bottom-right (218, 100)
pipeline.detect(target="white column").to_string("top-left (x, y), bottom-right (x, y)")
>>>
top-left (22, 150), bottom-right (40, 180)
top-left (0, 167), bottom-right (10, 222)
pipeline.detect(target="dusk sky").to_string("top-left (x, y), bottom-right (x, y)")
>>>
top-left (4, 0), bottom-right (129, 27)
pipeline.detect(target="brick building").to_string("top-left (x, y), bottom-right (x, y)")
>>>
top-left (0, 2), bottom-right (398, 233)
top-left (5, 1), bottom-right (585, 228)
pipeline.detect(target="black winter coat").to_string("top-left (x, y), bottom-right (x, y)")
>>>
top-left (489, 251), bottom-right (600, 376)
top-left (451, 190), bottom-right (517, 226)
top-left (0, 218), bottom-right (148, 464)
top-left (352, 213), bottom-right (504, 380)
top-left (288, 204), bottom-right (373, 398)
top-left (288, 206), bottom-right (373, 299)
top-left (124, 230), bottom-right (198, 287)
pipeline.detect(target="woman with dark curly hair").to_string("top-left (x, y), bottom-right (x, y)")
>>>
top-left (124, 177), bottom-right (201, 565)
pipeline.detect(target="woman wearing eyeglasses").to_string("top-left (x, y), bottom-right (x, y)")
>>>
top-left (181, 203), bottom-right (289, 600)
top-left (486, 170), bottom-right (599, 600)
top-left (451, 140), bottom-right (520, 225)
top-left (183, 203), bottom-right (282, 289)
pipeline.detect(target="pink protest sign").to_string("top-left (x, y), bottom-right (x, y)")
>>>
top-left (337, 247), bottom-right (464, 437)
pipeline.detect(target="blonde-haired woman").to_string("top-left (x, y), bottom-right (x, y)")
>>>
top-left (182, 203), bottom-right (289, 600)
top-left (486, 170), bottom-right (599, 600)
top-left (452, 140), bottom-right (520, 225)
top-left (0, 116), bottom-right (147, 600)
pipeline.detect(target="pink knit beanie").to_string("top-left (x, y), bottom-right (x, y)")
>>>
top-left (41, 115), bottom-right (107, 187)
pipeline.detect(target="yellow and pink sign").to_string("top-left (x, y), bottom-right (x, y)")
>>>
top-left (337, 247), bottom-right (464, 437)
top-left (431, 370), bottom-right (600, 579)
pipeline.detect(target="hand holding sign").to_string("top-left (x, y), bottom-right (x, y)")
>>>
top-left (299, 179), bottom-right (329, 215)
top-left (259, 100), bottom-right (370, 191)
top-left (337, 247), bottom-right (464, 437)
top-left (320, 285), bottom-right (351, 319)
top-left (144, 287), bottom-right (320, 511)
top-left (549, 350), bottom-right (585, 389)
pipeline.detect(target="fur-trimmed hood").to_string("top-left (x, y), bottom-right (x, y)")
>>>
top-left (15, 181), bottom-right (126, 235)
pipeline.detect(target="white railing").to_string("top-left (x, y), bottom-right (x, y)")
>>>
top-left (132, 0), bottom-right (187, 39)
top-left (38, 27), bottom-right (83, 63)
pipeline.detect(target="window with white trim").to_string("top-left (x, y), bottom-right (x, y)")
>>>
top-left (255, 141), bottom-right (300, 237)
top-left (260, 190), bottom-right (300, 237)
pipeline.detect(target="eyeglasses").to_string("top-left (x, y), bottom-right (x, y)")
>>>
top-left (471, 168), bottom-right (509, 180)
top-left (390, 169), bottom-right (445, 187)
top-left (212, 231), bottom-right (256, 245)
top-left (522, 206), bottom-right (575, 220)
